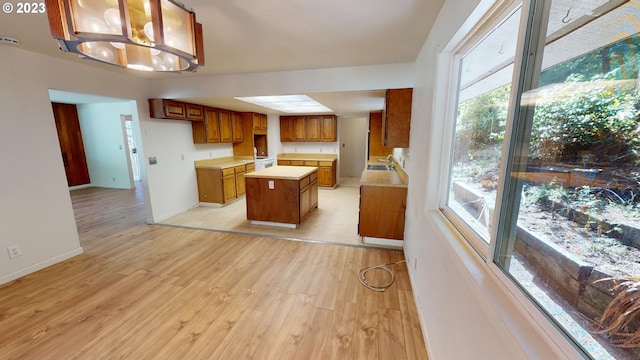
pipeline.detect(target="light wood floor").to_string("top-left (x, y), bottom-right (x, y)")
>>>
top-left (160, 177), bottom-right (369, 248)
top-left (0, 186), bottom-right (428, 359)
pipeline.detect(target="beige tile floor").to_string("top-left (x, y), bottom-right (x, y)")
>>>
top-left (159, 177), bottom-right (380, 247)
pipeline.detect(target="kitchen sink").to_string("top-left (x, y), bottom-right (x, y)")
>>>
top-left (367, 164), bottom-right (394, 171)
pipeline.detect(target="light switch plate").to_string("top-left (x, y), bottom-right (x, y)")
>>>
top-left (268, 180), bottom-right (275, 189)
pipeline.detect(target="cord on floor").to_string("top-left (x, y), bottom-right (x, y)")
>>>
top-left (358, 259), bottom-right (406, 292)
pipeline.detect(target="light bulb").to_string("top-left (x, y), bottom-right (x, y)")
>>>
top-left (143, 22), bottom-right (154, 41)
top-left (103, 8), bottom-right (122, 34)
top-left (93, 46), bottom-right (115, 62)
top-left (82, 16), bottom-right (109, 34)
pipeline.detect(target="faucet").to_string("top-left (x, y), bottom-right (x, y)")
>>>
top-left (386, 154), bottom-right (395, 169)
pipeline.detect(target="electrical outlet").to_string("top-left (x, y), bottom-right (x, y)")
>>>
top-left (268, 180), bottom-right (275, 189)
top-left (7, 245), bottom-right (21, 259)
top-left (414, 257), bottom-right (418, 270)
top-left (112, 177), bottom-right (116, 182)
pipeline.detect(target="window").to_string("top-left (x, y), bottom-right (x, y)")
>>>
top-left (443, 0), bottom-right (640, 358)
top-left (445, 3), bottom-right (523, 254)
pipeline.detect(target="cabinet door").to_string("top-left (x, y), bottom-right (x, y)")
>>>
top-left (231, 111), bottom-right (243, 142)
top-left (383, 88), bottom-right (413, 148)
top-left (159, 99), bottom-right (186, 119)
top-left (219, 109), bottom-right (233, 142)
top-left (252, 113), bottom-right (267, 134)
top-left (293, 116), bottom-right (306, 141)
top-left (260, 114), bottom-right (268, 131)
top-left (306, 116), bottom-right (321, 142)
top-left (280, 116), bottom-right (293, 142)
top-left (318, 167), bottom-right (333, 187)
top-left (320, 115), bottom-right (337, 142)
top-left (223, 174), bottom-right (236, 202)
top-left (235, 171), bottom-right (246, 197)
top-left (205, 107), bottom-right (221, 143)
top-left (186, 103), bottom-right (204, 121)
top-left (300, 185), bottom-right (310, 220)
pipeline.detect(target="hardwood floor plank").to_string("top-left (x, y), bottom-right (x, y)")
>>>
top-left (0, 187), bottom-right (429, 359)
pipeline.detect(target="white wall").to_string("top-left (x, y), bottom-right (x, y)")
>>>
top-left (0, 46), bottom-right (148, 284)
top-left (77, 102), bottom-right (136, 189)
top-left (403, 0), bottom-right (572, 359)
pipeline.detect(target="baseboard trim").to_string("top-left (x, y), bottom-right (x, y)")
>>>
top-left (0, 247), bottom-right (84, 286)
top-left (362, 236), bottom-right (404, 248)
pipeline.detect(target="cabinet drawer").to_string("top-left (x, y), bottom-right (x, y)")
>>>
top-left (222, 168), bottom-right (235, 176)
top-left (245, 163), bottom-right (255, 172)
top-left (300, 175), bottom-right (310, 188)
top-left (291, 160), bottom-right (304, 166)
top-left (278, 160), bottom-right (291, 165)
top-left (318, 161), bottom-right (333, 167)
top-left (303, 160), bottom-right (318, 166)
top-left (234, 165), bottom-right (246, 173)
top-left (310, 171), bottom-right (318, 182)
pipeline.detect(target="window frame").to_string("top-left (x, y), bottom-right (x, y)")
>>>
top-left (440, 0), bottom-right (524, 260)
top-left (438, 0), bottom-right (602, 358)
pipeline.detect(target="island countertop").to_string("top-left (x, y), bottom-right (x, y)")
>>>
top-left (245, 165), bottom-right (317, 180)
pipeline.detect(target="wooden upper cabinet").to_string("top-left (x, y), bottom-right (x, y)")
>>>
top-left (320, 115), bottom-right (337, 142)
top-left (382, 88), bottom-right (413, 148)
top-left (252, 113), bottom-right (268, 134)
top-left (185, 103), bottom-right (204, 121)
top-left (149, 99), bottom-right (187, 120)
top-left (280, 115), bottom-right (336, 142)
top-left (306, 116), bottom-right (321, 142)
top-left (232, 111), bottom-right (243, 143)
top-left (192, 107), bottom-right (220, 143)
top-left (280, 116), bottom-right (293, 142)
top-left (293, 116), bottom-right (306, 141)
top-left (219, 109), bottom-right (233, 142)
top-left (205, 107), bottom-right (221, 142)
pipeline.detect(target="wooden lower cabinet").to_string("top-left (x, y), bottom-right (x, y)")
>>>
top-left (358, 185), bottom-right (407, 240)
top-left (318, 161), bottom-right (336, 187)
top-left (235, 165), bottom-right (246, 197)
top-left (276, 158), bottom-right (337, 188)
top-left (196, 163), bottom-right (254, 205)
top-left (245, 169), bottom-right (318, 225)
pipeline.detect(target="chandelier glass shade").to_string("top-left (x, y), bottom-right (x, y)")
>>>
top-left (45, 0), bottom-right (204, 72)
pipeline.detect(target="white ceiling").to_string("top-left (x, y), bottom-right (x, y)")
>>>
top-left (0, 0), bottom-right (445, 114)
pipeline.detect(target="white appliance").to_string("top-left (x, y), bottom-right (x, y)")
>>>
top-left (255, 157), bottom-right (275, 170)
top-left (254, 147), bottom-right (275, 170)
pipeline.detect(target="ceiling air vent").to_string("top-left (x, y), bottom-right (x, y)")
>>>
top-left (0, 37), bottom-right (21, 46)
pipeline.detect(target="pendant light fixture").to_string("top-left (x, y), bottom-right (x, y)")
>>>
top-left (45, 0), bottom-right (205, 72)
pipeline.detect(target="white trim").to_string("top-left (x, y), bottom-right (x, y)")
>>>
top-left (362, 236), bottom-right (403, 248)
top-left (250, 220), bottom-right (297, 229)
top-left (0, 247), bottom-right (84, 286)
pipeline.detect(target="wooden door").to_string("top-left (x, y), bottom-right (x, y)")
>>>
top-left (51, 102), bottom-right (90, 186)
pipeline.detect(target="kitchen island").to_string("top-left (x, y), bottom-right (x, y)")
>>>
top-left (245, 166), bottom-right (318, 228)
